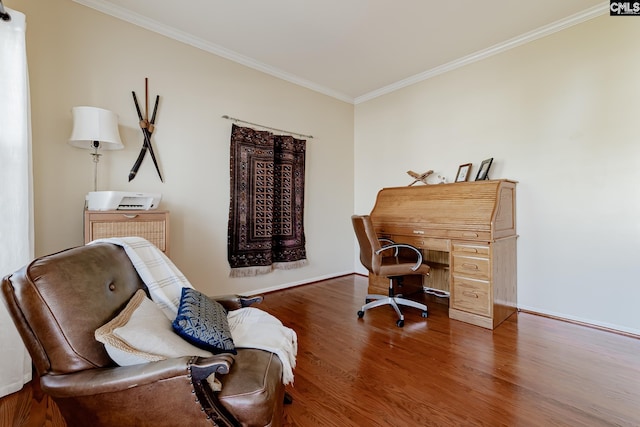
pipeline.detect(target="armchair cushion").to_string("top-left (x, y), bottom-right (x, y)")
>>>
top-left (95, 289), bottom-right (213, 366)
top-left (173, 287), bottom-right (237, 354)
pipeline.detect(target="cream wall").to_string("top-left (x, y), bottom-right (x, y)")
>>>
top-left (9, 1), bottom-right (639, 334)
top-left (12, 0), bottom-right (355, 296)
top-left (355, 15), bottom-right (640, 334)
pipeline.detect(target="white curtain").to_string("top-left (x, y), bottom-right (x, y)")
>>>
top-left (0, 7), bottom-right (34, 398)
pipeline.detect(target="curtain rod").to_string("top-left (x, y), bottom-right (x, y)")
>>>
top-left (0, 0), bottom-right (11, 22)
top-left (221, 115), bottom-right (313, 139)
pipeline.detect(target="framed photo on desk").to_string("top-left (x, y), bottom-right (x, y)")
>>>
top-left (455, 163), bottom-right (472, 182)
top-left (475, 158), bottom-right (493, 181)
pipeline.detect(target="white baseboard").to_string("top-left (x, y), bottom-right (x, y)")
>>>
top-left (518, 304), bottom-right (640, 337)
top-left (247, 270), bottom-right (355, 295)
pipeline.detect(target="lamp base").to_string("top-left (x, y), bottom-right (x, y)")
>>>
top-left (91, 141), bottom-right (101, 192)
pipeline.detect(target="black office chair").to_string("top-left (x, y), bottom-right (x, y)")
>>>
top-left (352, 215), bottom-right (430, 327)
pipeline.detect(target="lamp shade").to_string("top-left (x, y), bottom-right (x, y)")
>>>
top-left (69, 106), bottom-right (123, 150)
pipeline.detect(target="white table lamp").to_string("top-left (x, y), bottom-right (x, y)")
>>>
top-left (69, 106), bottom-right (123, 191)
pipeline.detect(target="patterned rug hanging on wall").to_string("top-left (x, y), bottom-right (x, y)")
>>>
top-left (227, 124), bottom-right (307, 277)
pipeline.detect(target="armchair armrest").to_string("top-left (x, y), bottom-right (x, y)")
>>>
top-left (376, 243), bottom-right (424, 271)
top-left (190, 353), bottom-right (234, 383)
top-left (211, 294), bottom-right (264, 311)
top-left (41, 354), bottom-right (234, 398)
top-left (41, 354), bottom-right (240, 427)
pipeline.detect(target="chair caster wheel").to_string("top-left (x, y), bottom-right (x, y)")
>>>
top-left (357, 310), bottom-right (365, 318)
top-left (396, 319), bottom-right (404, 327)
top-left (421, 311), bottom-right (428, 318)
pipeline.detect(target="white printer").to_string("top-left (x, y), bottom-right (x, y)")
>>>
top-left (86, 191), bottom-right (162, 211)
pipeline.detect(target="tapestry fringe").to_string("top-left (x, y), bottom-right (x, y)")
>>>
top-left (229, 259), bottom-right (308, 278)
top-left (273, 259), bottom-right (308, 270)
top-left (229, 265), bottom-right (274, 278)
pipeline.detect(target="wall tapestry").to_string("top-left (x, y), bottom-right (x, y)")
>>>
top-left (228, 124), bottom-right (307, 277)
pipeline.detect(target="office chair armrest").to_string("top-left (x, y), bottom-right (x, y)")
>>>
top-left (376, 243), bottom-right (424, 271)
top-left (377, 238), bottom-right (398, 256)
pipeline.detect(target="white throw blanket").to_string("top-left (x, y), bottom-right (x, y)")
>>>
top-left (227, 307), bottom-right (297, 385)
top-left (91, 237), bottom-right (192, 320)
top-left (90, 237), bottom-right (297, 384)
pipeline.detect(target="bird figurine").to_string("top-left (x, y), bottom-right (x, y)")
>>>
top-left (407, 170), bottom-right (433, 186)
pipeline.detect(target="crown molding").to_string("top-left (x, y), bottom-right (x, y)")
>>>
top-left (74, 1), bottom-right (608, 105)
top-left (72, 0), bottom-right (355, 103)
top-left (354, 3), bottom-right (609, 104)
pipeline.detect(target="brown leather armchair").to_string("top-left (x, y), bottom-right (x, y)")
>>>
top-left (1, 243), bottom-right (284, 427)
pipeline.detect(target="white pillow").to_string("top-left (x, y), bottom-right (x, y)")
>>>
top-left (95, 289), bottom-right (213, 366)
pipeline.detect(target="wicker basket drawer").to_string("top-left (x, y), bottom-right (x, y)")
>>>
top-left (451, 276), bottom-right (491, 316)
top-left (85, 210), bottom-right (170, 255)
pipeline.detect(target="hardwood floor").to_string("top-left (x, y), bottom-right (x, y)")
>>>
top-left (2, 274), bottom-right (638, 426)
top-left (0, 373), bottom-right (64, 427)
top-left (258, 275), bottom-right (640, 427)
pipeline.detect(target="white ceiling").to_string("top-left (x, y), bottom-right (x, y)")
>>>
top-left (76, 0), bottom-right (608, 103)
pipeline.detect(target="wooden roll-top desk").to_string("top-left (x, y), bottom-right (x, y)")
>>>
top-left (369, 179), bottom-right (517, 329)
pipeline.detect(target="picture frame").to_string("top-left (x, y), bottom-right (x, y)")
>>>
top-left (455, 163), bottom-right (472, 182)
top-left (475, 158), bottom-right (493, 181)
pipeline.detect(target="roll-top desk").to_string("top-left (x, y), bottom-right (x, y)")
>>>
top-left (369, 180), bottom-right (517, 329)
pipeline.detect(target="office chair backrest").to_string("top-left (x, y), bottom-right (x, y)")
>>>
top-left (352, 215), bottom-right (383, 275)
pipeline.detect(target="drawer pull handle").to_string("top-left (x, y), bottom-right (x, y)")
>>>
top-left (462, 291), bottom-right (478, 298)
top-left (461, 248), bottom-right (478, 253)
top-left (413, 230), bottom-right (425, 235)
top-left (462, 263), bottom-right (479, 270)
top-left (123, 214), bottom-right (139, 219)
top-left (463, 232), bottom-right (478, 238)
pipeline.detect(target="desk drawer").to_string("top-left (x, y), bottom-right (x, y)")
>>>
top-left (451, 276), bottom-right (491, 316)
top-left (451, 253), bottom-right (490, 279)
top-left (452, 242), bottom-right (490, 256)
top-left (376, 225), bottom-right (491, 242)
top-left (388, 236), bottom-right (450, 252)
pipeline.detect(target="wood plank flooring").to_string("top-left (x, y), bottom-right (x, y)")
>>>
top-left (0, 372), bottom-right (64, 427)
top-left (2, 274), bottom-right (638, 426)
top-left (258, 275), bottom-right (640, 427)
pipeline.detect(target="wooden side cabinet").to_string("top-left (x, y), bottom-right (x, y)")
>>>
top-left (84, 210), bottom-right (170, 255)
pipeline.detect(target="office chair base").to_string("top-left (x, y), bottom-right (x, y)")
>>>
top-left (358, 294), bottom-right (428, 327)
